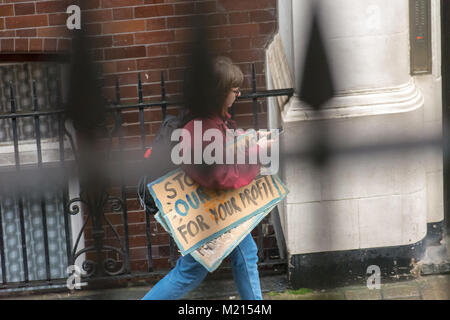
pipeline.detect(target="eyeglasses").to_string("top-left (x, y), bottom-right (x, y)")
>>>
top-left (232, 89), bottom-right (241, 97)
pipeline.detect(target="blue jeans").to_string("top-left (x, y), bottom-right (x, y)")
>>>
top-left (141, 234), bottom-right (262, 300)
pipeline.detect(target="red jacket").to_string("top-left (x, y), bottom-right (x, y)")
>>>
top-left (181, 113), bottom-right (260, 190)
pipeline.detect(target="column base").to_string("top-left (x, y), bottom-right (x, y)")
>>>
top-left (287, 234), bottom-right (430, 289)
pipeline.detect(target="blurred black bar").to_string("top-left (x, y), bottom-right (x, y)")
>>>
top-left (251, 64), bottom-right (259, 131)
top-left (115, 110), bottom-right (132, 274)
top-left (441, 0), bottom-right (450, 231)
top-left (58, 113), bottom-right (73, 268)
top-left (169, 237), bottom-right (176, 267)
top-left (115, 76), bottom-right (121, 105)
top-left (250, 64), bottom-right (264, 261)
top-left (136, 73), bottom-right (153, 272)
top-left (138, 73), bottom-right (146, 153)
top-left (0, 204), bottom-right (6, 284)
top-left (9, 83), bottom-right (29, 283)
top-left (33, 81), bottom-right (51, 281)
top-left (161, 72), bottom-right (167, 120)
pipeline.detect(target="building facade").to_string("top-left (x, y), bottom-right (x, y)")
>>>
top-left (267, 0), bottom-right (446, 287)
top-left (0, 0), bottom-right (280, 286)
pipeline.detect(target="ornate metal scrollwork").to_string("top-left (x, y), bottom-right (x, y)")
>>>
top-left (67, 192), bottom-right (128, 278)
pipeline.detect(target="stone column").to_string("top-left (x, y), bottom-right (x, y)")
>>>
top-left (267, 0), bottom-right (442, 264)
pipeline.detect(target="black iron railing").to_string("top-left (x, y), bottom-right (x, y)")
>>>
top-left (0, 62), bottom-right (293, 291)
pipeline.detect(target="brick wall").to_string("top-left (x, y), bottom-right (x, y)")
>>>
top-left (0, 0), bottom-right (279, 272)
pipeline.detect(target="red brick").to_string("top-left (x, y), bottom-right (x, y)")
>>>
top-left (195, 1), bottom-right (216, 14)
top-left (5, 15), bottom-right (48, 29)
top-left (81, 0), bottom-right (101, 10)
top-left (14, 3), bottom-right (35, 15)
top-left (36, 0), bottom-right (75, 13)
top-left (116, 60), bottom-right (136, 73)
top-left (0, 4), bottom-right (14, 17)
top-left (14, 38), bottom-right (28, 51)
top-left (102, 61), bottom-right (117, 74)
top-left (90, 35), bottom-right (113, 48)
top-left (229, 12), bottom-right (250, 24)
top-left (259, 22), bottom-right (276, 35)
top-left (113, 34), bottom-right (134, 46)
top-left (219, 0), bottom-right (276, 11)
top-left (113, 7), bottom-right (133, 20)
top-left (129, 247), bottom-right (148, 260)
top-left (174, 2), bottom-right (194, 16)
top-left (219, 23), bottom-right (260, 38)
top-left (251, 36), bottom-right (270, 48)
top-left (250, 9), bottom-right (276, 22)
top-left (167, 15), bottom-right (194, 29)
top-left (49, 13), bottom-right (67, 26)
top-left (174, 28), bottom-right (193, 42)
top-left (29, 38), bottom-right (43, 52)
top-left (142, 70), bottom-right (166, 83)
top-left (129, 260), bottom-right (151, 272)
top-left (147, 43), bottom-right (168, 56)
top-left (103, 20), bottom-right (145, 34)
top-left (105, 45), bottom-right (146, 60)
top-left (143, 0), bottom-right (165, 4)
top-left (231, 37), bottom-right (251, 50)
top-left (0, 30), bottom-right (16, 38)
top-left (229, 49), bottom-right (264, 63)
top-left (0, 18), bottom-right (3, 30)
top-left (204, 13), bottom-right (227, 26)
top-left (84, 9), bottom-right (113, 23)
top-left (0, 0), bottom-right (278, 270)
top-left (167, 42), bottom-right (189, 55)
top-left (15, 29), bottom-right (36, 37)
top-left (105, 72), bottom-right (143, 86)
top-left (134, 5), bottom-right (173, 18)
top-left (37, 26), bottom-right (70, 38)
top-left (44, 38), bottom-right (57, 51)
top-left (208, 38), bottom-right (231, 52)
top-left (102, 0), bottom-right (143, 8)
top-left (146, 17), bottom-right (166, 30)
top-left (136, 56), bottom-right (174, 70)
top-left (239, 61), bottom-right (265, 75)
top-left (134, 30), bottom-right (174, 44)
top-left (1, 39), bottom-right (14, 52)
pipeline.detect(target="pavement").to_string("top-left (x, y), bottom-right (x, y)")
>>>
top-left (1, 233), bottom-right (449, 300)
top-left (0, 271), bottom-right (449, 300)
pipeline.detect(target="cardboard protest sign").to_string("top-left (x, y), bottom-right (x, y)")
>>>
top-left (190, 205), bottom-right (275, 271)
top-left (155, 208), bottom-right (272, 272)
top-left (155, 208), bottom-right (270, 272)
top-left (190, 175), bottom-right (289, 271)
top-left (148, 168), bottom-right (288, 256)
top-left (156, 175), bottom-right (289, 272)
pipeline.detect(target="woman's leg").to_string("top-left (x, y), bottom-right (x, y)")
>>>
top-left (141, 253), bottom-right (208, 300)
top-left (229, 234), bottom-right (263, 300)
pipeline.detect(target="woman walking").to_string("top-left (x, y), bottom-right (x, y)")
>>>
top-left (142, 56), bottom-right (270, 300)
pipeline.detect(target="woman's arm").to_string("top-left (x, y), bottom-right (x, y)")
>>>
top-left (180, 118), bottom-right (260, 190)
